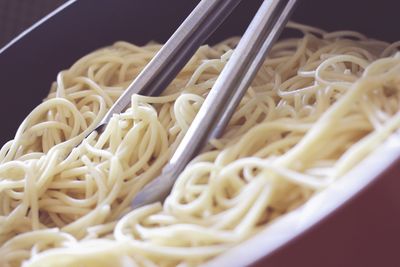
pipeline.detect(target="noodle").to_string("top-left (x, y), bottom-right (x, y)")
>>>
top-left (0, 22), bottom-right (400, 266)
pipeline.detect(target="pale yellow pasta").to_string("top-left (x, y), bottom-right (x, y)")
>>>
top-left (0, 23), bottom-right (400, 267)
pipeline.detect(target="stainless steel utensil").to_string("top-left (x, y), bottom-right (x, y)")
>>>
top-left (95, 0), bottom-right (243, 132)
top-left (131, 0), bottom-right (298, 208)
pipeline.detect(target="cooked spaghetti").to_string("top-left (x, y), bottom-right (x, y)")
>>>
top-left (1, 23), bottom-right (400, 267)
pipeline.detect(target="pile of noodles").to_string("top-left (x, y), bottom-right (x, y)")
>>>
top-left (1, 23), bottom-right (400, 267)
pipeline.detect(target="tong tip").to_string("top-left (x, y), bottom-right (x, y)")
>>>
top-left (131, 166), bottom-right (176, 209)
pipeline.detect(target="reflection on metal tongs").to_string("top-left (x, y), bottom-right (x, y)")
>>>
top-left (92, 0), bottom-right (298, 208)
top-left (131, 0), bottom-right (298, 208)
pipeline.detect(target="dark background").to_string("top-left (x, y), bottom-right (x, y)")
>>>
top-left (0, 0), bottom-right (66, 47)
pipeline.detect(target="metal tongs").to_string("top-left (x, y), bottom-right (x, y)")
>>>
top-left (95, 0), bottom-right (298, 208)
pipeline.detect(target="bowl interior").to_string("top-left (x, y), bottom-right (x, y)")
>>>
top-left (0, 1), bottom-right (399, 266)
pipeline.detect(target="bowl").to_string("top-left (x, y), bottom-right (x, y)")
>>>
top-left (0, 1), bottom-right (399, 266)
